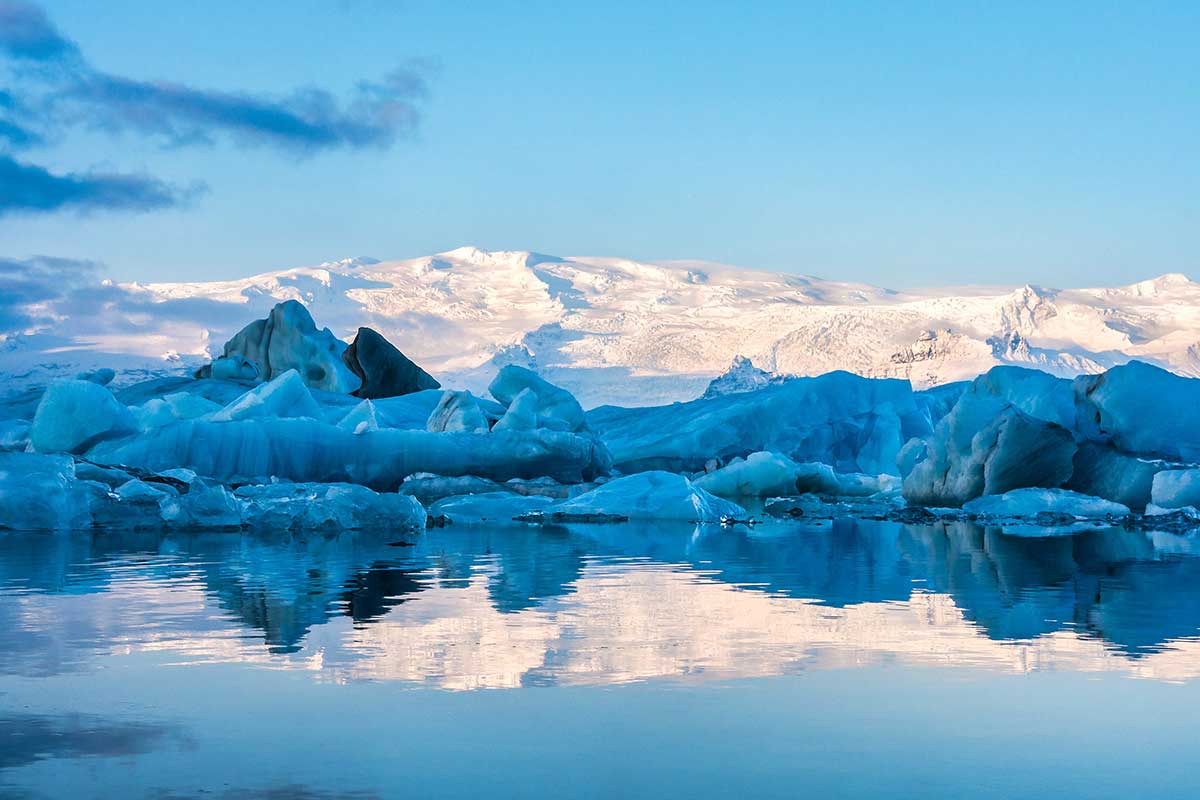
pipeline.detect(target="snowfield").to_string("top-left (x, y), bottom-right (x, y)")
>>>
top-left (3, 246), bottom-right (1200, 407)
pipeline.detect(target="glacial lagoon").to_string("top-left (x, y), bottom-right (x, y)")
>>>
top-left (3, 518), bottom-right (1200, 799)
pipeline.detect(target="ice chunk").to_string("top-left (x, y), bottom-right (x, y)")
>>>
top-left (490, 366), bottom-right (586, 432)
top-left (209, 355), bottom-right (260, 381)
top-left (99, 479), bottom-right (186, 528)
top-left (343, 326), bottom-right (440, 399)
top-left (89, 418), bottom-right (612, 488)
top-left (964, 488), bottom-right (1131, 519)
top-left (221, 300), bottom-right (361, 393)
top-left (0, 452), bottom-right (92, 530)
top-left (29, 380), bottom-right (137, 454)
top-left (426, 391), bottom-right (489, 433)
top-left (179, 482), bottom-right (243, 529)
top-left (210, 369), bottom-right (323, 422)
top-left (0, 418), bottom-right (30, 450)
top-left (901, 370), bottom-right (1079, 507)
top-left (551, 471), bottom-right (746, 522)
top-left (588, 371), bottom-right (929, 476)
top-left (505, 476), bottom-right (576, 498)
top-left (75, 367), bottom-right (116, 386)
top-left (131, 392), bottom-right (222, 430)
top-left (428, 491), bottom-right (555, 524)
top-left (694, 451), bottom-right (801, 497)
top-left (1150, 469), bottom-right (1200, 511)
top-left (399, 473), bottom-right (509, 505)
top-left (1074, 361), bottom-right (1200, 461)
top-left (337, 399), bottom-right (380, 434)
top-left (74, 462), bottom-right (135, 489)
top-left (492, 388), bottom-right (539, 432)
top-left (235, 483), bottom-right (426, 531)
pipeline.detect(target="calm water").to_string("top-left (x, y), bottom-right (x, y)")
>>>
top-left (3, 518), bottom-right (1200, 799)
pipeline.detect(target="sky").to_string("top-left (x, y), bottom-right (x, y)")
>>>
top-left (0, 0), bottom-right (1198, 288)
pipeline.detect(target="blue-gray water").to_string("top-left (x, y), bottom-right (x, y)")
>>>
top-left (3, 519), bottom-right (1200, 799)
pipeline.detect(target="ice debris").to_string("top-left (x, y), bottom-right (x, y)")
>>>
top-left (0, 451), bottom-right (425, 532)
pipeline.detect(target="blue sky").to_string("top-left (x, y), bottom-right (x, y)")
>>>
top-left (0, 0), bottom-right (1197, 287)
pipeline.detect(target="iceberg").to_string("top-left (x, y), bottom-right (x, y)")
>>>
top-left (588, 371), bottom-right (929, 475)
top-left (489, 365), bottom-right (587, 433)
top-left (209, 355), bottom-right (260, 381)
top-left (428, 491), bottom-right (555, 524)
top-left (963, 488), bottom-right (1131, 519)
top-left (1150, 469), bottom-right (1200, 511)
top-left (399, 473), bottom-right (509, 505)
top-left (29, 380), bottom-right (137, 454)
top-left (0, 452), bottom-right (93, 530)
top-left (220, 300), bottom-right (362, 394)
top-left (900, 368), bottom-right (1079, 507)
top-left (425, 390), bottom-right (490, 433)
top-left (0, 418), bottom-right (30, 451)
top-left (209, 369), bottom-right (323, 422)
top-left (694, 451), bottom-right (803, 497)
top-left (337, 399), bottom-right (381, 434)
top-left (235, 483), bottom-right (426, 531)
top-left (343, 326), bottom-right (440, 399)
top-left (75, 367), bottom-right (116, 386)
top-left (88, 418), bottom-right (612, 488)
top-left (131, 392), bottom-right (223, 430)
top-left (492, 388), bottom-right (539, 432)
top-left (1065, 442), bottom-right (1164, 511)
top-left (550, 471), bottom-right (746, 522)
top-left (1074, 361), bottom-right (1200, 461)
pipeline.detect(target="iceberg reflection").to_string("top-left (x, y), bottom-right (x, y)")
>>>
top-left (2, 519), bottom-right (1200, 686)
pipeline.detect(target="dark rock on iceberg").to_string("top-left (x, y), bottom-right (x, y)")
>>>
top-left (344, 327), bottom-right (440, 399)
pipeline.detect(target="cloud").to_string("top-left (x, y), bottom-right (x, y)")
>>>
top-left (0, 153), bottom-right (198, 216)
top-left (0, 1), bottom-right (429, 219)
top-left (0, 0), bottom-right (79, 63)
top-left (64, 67), bottom-right (426, 151)
top-left (1, 1), bottom-right (427, 154)
top-left (0, 254), bottom-right (98, 331)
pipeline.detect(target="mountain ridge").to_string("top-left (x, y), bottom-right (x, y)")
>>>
top-left (2, 246), bottom-right (1199, 407)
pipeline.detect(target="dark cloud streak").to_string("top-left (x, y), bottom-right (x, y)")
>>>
top-left (66, 67), bottom-right (426, 151)
top-left (0, 0), bottom-right (79, 63)
top-left (0, 154), bottom-right (198, 217)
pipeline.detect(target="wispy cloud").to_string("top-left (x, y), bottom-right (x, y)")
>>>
top-left (63, 67), bottom-right (426, 151)
top-left (0, 0), bottom-right (428, 216)
top-left (0, 0), bottom-right (79, 63)
top-left (0, 154), bottom-right (198, 217)
top-left (0, 254), bottom-right (98, 331)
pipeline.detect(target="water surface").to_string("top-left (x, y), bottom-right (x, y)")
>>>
top-left (2, 519), bottom-right (1199, 798)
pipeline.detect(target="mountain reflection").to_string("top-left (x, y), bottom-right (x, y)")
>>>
top-left (2, 519), bottom-right (1200, 685)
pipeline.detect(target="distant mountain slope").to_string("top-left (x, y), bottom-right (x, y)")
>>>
top-left (3, 246), bottom-right (1199, 407)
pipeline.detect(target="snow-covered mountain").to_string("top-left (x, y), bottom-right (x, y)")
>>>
top-left (3, 245), bottom-right (1200, 407)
